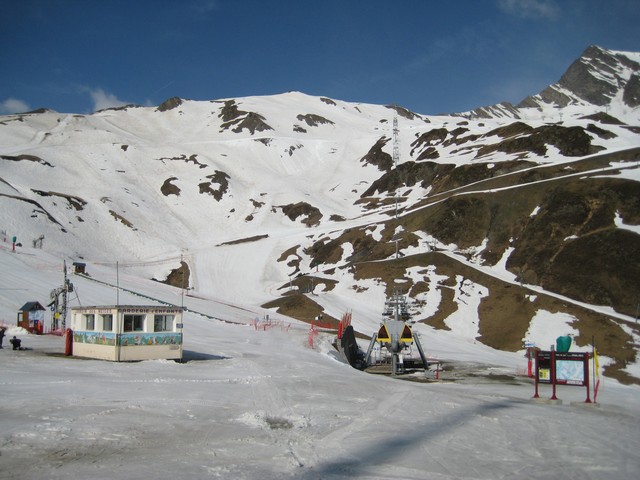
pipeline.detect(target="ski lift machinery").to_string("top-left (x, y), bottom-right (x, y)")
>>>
top-left (363, 290), bottom-right (429, 375)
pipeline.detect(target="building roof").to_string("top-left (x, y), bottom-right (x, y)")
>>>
top-left (71, 305), bottom-right (184, 312)
top-left (19, 301), bottom-right (45, 311)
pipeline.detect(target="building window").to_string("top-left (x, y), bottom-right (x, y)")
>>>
top-left (84, 314), bottom-right (95, 330)
top-left (124, 314), bottom-right (145, 332)
top-left (102, 314), bottom-right (113, 331)
top-left (154, 314), bottom-right (174, 332)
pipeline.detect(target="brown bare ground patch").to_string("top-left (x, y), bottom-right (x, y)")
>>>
top-left (280, 202), bottom-right (322, 227)
top-left (277, 245), bottom-right (301, 274)
top-left (422, 285), bottom-right (455, 330)
top-left (277, 274), bottom-right (338, 294)
top-left (109, 210), bottom-right (135, 229)
top-left (261, 292), bottom-right (339, 327)
top-left (360, 137), bottom-right (392, 171)
top-left (218, 234), bottom-right (269, 246)
top-left (156, 261), bottom-right (190, 289)
top-left (305, 226), bottom-right (397, 267)
top-left (161, 177), bottom-right (180, 196)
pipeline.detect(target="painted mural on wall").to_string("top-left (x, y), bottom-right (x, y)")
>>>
top-left (119, 333), bottom-right (182, 346)
top-left (73, 331), bottom-right (117, 346)
top-left (73, 331), bottom-right (181, 346)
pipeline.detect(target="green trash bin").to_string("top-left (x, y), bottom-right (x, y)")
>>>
top-left (556, 335), bottom-right (572, 352)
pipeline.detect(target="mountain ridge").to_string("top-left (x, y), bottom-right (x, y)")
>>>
top-left (464, 45), bottom-right (640, 120)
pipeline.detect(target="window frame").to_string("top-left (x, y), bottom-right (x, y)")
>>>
top-left (154, 314), bottom-right (174, 332)
top-left (101, 314), bottom-right (113, 331)
top-left (84, 314), bottom-right (95, 331)
top-left (123, 314), bottom-right (145, 332)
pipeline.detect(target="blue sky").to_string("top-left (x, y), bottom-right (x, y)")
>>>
top-left (1, 0), bottom-right (639, 115)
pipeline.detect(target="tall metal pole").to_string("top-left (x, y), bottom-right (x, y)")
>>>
top-left (116, 261), bottom-right (120, 307)
top-left (393, 113), bottom-right (399, 221)
top-left (392, 114), bottom-right (399, 169)
top-left (62, 260), bottom-right (68, 329)
top-left (181, 254), bottom-right (185, 310)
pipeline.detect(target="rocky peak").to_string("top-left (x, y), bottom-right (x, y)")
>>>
top-left (519, 45), bottom-right (640, 109)
top-left (464, 45), bottom-right (640, 120)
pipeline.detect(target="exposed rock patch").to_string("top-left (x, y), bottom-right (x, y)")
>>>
top-left (199, 170), bottom-right (230, 200)
top-left (360, 137), bottom-right (392, 171)
top-left (32, 190), bottom-right (86, 211)
top-left (476, 124), bottom-right (602, 158)
top-left (158, 154), bottom-right (207, 169)
top-left (218, 100), bottom-right (273, 134)
top-left (157, 97), bottom-right (183, 112)
top-left (161, 177), bottom-right (181, 196)
top-left (109, 210), bottom-right (135, 229)
top-left (2, 154), bottom-right (53, 167)
top-left (155, 261), bottom-right (190, 288)
top-left (280, 202), bottom-right (322, 227)
top-left (386, 104), bottom-right (421, 121)
top-left (219, 234), bottom-right (269, 246)
top-left (296, 113), bottom-right (334, 127)
top-left (580, 112), bottom-right (626, 125)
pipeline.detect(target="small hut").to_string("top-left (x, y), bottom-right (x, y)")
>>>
top-left (17, 301), bottom-right (46, 334)
top-left (72, 262), bottom-right (87, 274)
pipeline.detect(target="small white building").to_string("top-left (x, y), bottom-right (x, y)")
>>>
top-left (70, 305), bottom-right (184, 361)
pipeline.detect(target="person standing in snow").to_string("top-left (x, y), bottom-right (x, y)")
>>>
top-left (0, 327), bottom-right (5, 348)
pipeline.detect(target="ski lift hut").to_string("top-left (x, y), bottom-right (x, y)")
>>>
top-left (72, 262), bottom-right (86, 274)
top-left (70, 305), bottom-right (184, 361)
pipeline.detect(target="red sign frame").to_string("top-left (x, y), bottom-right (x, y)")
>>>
top-left (533, 350), bottom-right (591, 403)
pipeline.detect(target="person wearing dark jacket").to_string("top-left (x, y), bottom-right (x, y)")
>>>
top-left (0, 327), bottom-right (5, 348)
top-left (9, 336), bottom-right (21, 350)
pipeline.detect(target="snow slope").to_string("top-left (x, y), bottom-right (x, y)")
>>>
top-left (1, 89), bottom-right (640, 366)
top-left (1, 245), bottom-right (639, 480)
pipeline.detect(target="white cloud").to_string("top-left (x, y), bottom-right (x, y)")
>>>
top-left (0, 98), bottom-right (31, 114)
top-left (191, 0), bottom-right (218, 15)
top-left (405, 38), bottom-right (456, 71)
top-left (497, 0), bottom-right (560, 20)
top-left (87, 87), bottom-right (128, 112)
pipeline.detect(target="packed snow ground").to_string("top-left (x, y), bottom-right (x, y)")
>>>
top-left (1, 246), bottom-right (639, 480)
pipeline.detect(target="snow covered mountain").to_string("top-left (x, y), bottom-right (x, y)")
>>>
top-left (521, 45), bottom-right (640, 109)
top-left (466, 45), bottom-right (640, 119)
top-left (1, 45), bottom-right (639, 383)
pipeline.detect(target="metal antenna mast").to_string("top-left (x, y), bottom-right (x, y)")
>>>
top-left (393, 112), bottom-right (400, 220)
top-left (393, 112), bottom-right (400, 258)
top-left (392, 113), bottom-right (399, 170)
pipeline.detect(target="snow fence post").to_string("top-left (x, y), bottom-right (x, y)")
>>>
top-left (533, 350), bottom-right (540, 399)
top-left (550, 347), bottom-right (558, 401)
top-left (584, 352), bottom-right (592, 403)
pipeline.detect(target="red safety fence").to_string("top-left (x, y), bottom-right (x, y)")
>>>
top-left (308, 323), bottom-right (318, 349)
top-left (253, 317), bottom-right (291, 332)
top-left (337, 312), bottom-right (351, 340)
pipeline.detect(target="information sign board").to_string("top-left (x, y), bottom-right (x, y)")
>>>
top-left (533, 350), bottom-right (591, 402)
